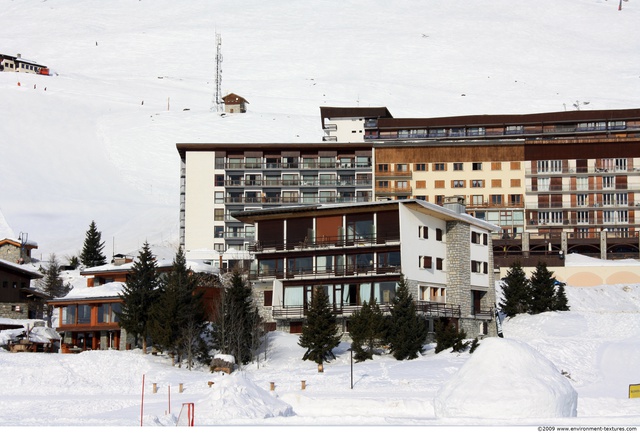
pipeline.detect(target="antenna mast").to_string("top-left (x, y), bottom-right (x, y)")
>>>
top-left (213, 32), bottom-right (223, 112)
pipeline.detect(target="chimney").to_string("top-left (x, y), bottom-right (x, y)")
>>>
top-left (443, 196), bottom-right (466, 214)
top-left (16, 53), bottom-right (21, 58)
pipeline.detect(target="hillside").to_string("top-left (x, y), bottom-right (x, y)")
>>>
top-left (1, 0), bottom-right (639, 258)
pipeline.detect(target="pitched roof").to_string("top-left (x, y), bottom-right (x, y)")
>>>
top-left (222, 93), bottom-right (249, 104)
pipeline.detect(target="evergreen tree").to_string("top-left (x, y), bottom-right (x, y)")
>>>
top-left (498, 262), bottom-right (532, 317)
top-left (387, 276), bottom-right (429, 360)
top-left (37, 253), bottom-right (73, 327)
top-left (80, 221), bottom-right (107, 268)
top-left (148, 247), bottom-right (206, 368)
top-left (213, 268), bottom-right (262, 365)
top-left (298, 287), bottom-right (341, 366)
top-left (553, 280), bottom-right (570, 312)
top-left (349, 300), bottom-right (385, 362)
top-left (117, 242), bottom-right (159, 354)
top-left (529, 261), bottom-right (557, 314)
top-left (434, 320), bottom-right (469, 354)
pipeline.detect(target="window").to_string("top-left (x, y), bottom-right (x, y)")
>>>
top-left (453, 163), bottom-right (463, 171)
top-left (78, 305), bottom-right (91, 324)
top-left (602, 193), bottom-right (614, 206)
top-left (602, 176), bottom-right (614, 189)
top-left (434, 163), bottom-right (445, 171)
top-left (576, 194), bottom-right (587, 207)
top-left (214, 243), bottom-right (225, 252)
top-left (617, 193), bottom-right (628, 206)
top-left (510, 161), bottom-right (521, 170)
top-left (452, 180), bottom-right (465, 188)
top-left (214, 226), bottom-right (224, 238)
top-left (264, 290), bottom-right (273, 307)
top-left (576, 211), bottom-right (589, 224)
top-left (436, 258), bottom-right (444, 270)
top-left (377, 180), bottom-right (389, 188)
top-left (415, 180), bottom-right (426, 189)
top-left (396, 180), bottom-right (408, 189)
top-left (377, 163), bottom-right (389, 172)
top-left (419, 225), bottom-right (428, 239)
top-left (472, 195), bottom-right (484, 205)
top-left (472, 162), bottom-right (483, 171)
top-left (435, 195), bottom-right (444, 205)
top-left (419, 256), bottom-right (432, 269)
top-left (491, 162), bottom-right (502, 171)
top-left (214, 209), bottom-right (224, 221)
top-left (618, 210), bottom-right (629, 223)
top-left (576, 177), bottom-right (588, 191)
top-left (510, 179), bottom-right (521, 187)
top-left (415, 163), bottom-right (427, 171)
top-left (491, 179), bottom-right (502, 188)
top-left (509, 194), bottom-right (522, 206)
top-left (490, 195), bottom-right (502, 205)
top-left (471, 180), bottom-right (484, 188)
top-left (396, 163), bottom-right (409, 172)
top-left (537, 160), bottom-right (562, 173)
top-left (436, 228), bottom-right (443, 241)
top-left (505, 125), bottom-right (523, 135)
top-left (214, 192), bottom-right (224, 204)
top-left (471, 231), bottom-right (482, 244)
top-left (434, 180), bottom-right (445, 189)
top-left (603, 211), bottom-right (614, 224)
top-left (215, 174), bottom-right (224, 186)
top-left (537, 177), bottom-right (550, 192)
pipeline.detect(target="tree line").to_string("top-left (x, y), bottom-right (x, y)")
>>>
top-left (498, 261), bottom-right (569, 318)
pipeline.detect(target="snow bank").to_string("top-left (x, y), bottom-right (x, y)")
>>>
top-left (195, 372), bottom-right (294, 421)
top-left (434, 338), bottom-right (577, 419)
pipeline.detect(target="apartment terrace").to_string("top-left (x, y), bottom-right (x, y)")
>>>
top-left (271, 300), bottom-right (462, 320)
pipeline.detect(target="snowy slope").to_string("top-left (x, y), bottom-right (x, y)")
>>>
top-left (1, 0), bottom-right (639, 258)
top-left (0, 281), bottom-right (639, 426)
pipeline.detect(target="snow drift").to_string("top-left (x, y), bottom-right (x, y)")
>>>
top-left (434, 338), bottom-right (578, 419)
top-left (195, 372), bottom-right (295, 421)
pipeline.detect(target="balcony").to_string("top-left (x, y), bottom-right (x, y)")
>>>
top-left (271, 300), bottom-right (460, 319)
top-left (375, 170), bottom-right (412, 178)
top-left (248, 233), bottom-right (401, 254)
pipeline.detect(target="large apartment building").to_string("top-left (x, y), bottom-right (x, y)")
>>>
top-left (233, 198), bottom-right (499, 338)
top-left (177, 143), bottom-right (374, 264)
top-left (178, 107), bottom-right (640, 267)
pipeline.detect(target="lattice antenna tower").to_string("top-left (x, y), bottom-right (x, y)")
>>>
top-left (212, 32), bottom-right (223, 112)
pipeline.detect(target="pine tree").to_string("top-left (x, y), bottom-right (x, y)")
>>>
top-left (80, 221), bottom-right (107, 268)
top-left (529, 261), bottom-right (558, 314)
top-left (148, 247), bottom-right (206, 368)
top-left (387, 275), bottom-right (429, 360)
top-left (498, 262), bottom-right (532, 317)
top-left (213, 268), bottom-right (261, 365)
top-left (553, 280), bottom-right (570, 312)
top-left (298, 287), bottom-right (341, 366)
top-left (349, 300), bottom-right (385, 362)
top-left (37, 253), bottom-right (73, 327)
top-left (117, 242), bottom-right (159, 354)
top-left (434, 320), bottom-right (469, 354)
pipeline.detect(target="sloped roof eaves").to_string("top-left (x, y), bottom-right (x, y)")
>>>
top-left (0, 259), bottom-right (43, 279)
top-left (233, 199), bottom-right (500, 232)
top-left (320, 106), bottom-right (393, 128)
top-left (377, 108), bottom-right (640, 129)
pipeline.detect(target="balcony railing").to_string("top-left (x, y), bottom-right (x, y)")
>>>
top-left (225, 179), bottom-right (372, 188)
top-left (526, 166), bottom-right (640, 176)
top-left (250, 264), bottom-right (402, 281)
top-left (248, 233), bottom-right (401, 253)
top-left (375, 170), bottom-right (412, 177)
top-left (224, 195), bottom-right (372, 205)
top-left (271, 300), bottom-right (461, 319)
top-left (225, 161), bottom-right (372, 170)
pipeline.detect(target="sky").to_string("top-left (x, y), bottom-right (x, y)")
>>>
top-left (1, 258), bottom-right (639, 428)
top-left (1, 0), bottom-right (639, 260)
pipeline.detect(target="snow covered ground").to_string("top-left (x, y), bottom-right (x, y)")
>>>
top-left (1, 0), bottom-right (639, 259)
top-left (1, 279), bottom-right (639, 428)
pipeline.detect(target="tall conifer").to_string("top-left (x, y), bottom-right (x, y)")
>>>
top-left (349, 300), bottom-right (385, 362)
top-left (117, 242), bottom-right (159, 353)
top-left (499, 262), bottom-right (532, 317)
top-left (80, 221), bottom-right (107, 268)
top-left (529, 261), bottom-right (557, 314)
top-left (387, 276), bottom-right (428, 360)
top-left (298, 287), bottom-right (341, 366)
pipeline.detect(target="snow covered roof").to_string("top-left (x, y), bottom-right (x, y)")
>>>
top-left (54, 281), bottom-right (125, 302)
top-left (0, 259), bottom-right (43, 279)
